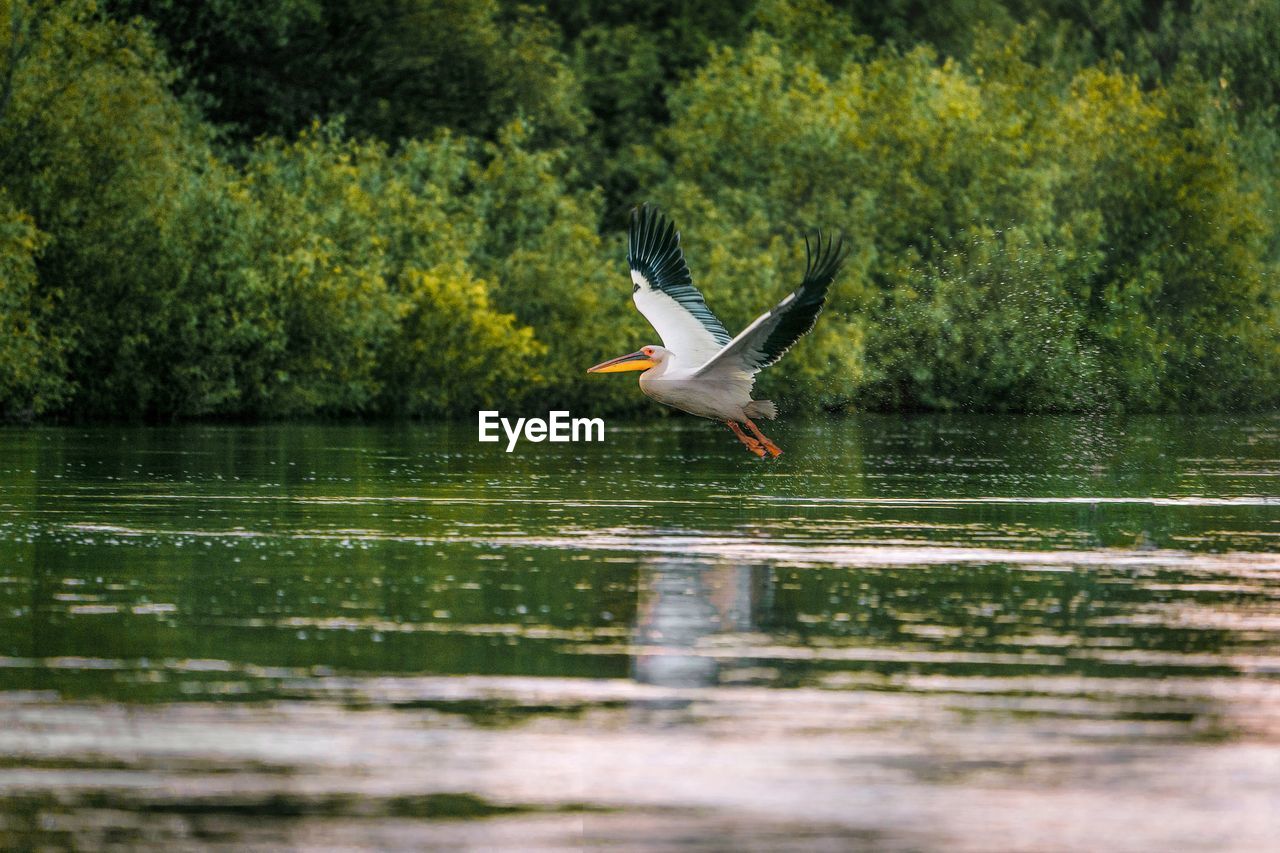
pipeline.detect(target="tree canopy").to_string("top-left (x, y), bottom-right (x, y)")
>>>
top-left (0, 0), bottom-right (1276, 420)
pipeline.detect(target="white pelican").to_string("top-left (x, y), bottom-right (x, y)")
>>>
top-left (588, 205), bottom-right (845, 457)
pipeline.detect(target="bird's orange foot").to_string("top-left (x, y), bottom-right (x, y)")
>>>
top-left (726, 421), bottom-right (767, 458)
top-left (743, 417), bottom-right (783, 457)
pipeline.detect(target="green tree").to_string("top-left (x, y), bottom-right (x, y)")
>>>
top-left (108, 0), bottom-right (585, 146)
top-left (0, 193), bottom-right (67, 416)
top-left (651, 18), bottom-right (1278, 411)
top-left (1, 0), bottom-right (1276, 421)
top-left (0, 0), bottom-right (218, 418)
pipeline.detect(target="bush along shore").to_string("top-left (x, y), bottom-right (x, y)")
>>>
top-left (1, 0), bottom-right (1277, 421)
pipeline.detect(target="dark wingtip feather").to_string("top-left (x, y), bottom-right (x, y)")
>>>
top-left (746, 227), bottom-right (849, 369)
top-left (801, 229), bottom-right (848, 290)
top-left (625, 203), bottom-right (732, 346)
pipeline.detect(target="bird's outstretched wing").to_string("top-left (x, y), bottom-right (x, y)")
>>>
top-left (629, 205), bottom-right (732, 365)
top-left (696, 231), bottom-right (845, 377)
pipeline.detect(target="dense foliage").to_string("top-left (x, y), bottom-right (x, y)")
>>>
top-left (0, 0), bottom-right (1276, 420)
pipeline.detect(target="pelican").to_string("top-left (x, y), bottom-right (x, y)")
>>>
top-left (588, 205), bottom-right (845, 457)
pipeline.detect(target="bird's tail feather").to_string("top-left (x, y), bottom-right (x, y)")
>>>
top-left (746, 400), bottom-right (778, 420)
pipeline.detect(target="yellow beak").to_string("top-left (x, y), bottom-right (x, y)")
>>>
top-left (587, 351), bottom-right (657, 374)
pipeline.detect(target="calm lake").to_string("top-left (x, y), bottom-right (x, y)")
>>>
top-left (2, 415), bottom-right (1279, 850)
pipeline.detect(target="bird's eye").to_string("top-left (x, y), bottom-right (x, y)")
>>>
top-left (644, 348), bottom-right (653, 356)
top-left (632, 283), bottom-right (640, 293)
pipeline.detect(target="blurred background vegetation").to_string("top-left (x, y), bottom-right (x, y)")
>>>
top-left (0, 0), bottom-right (1276, 421)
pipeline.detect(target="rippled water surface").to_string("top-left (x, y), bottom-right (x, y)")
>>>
top-left (2, 416), bottom-right (1279, 850)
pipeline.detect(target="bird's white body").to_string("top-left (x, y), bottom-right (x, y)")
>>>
top-left (637, 354), bottom-right (763, 423)
top-left (626, 263), bottom-right (778, 422)
top-left (588, 205), bottom-right (843, 456)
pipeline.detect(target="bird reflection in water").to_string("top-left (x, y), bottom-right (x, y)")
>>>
top-left (631, 560), bottom-right (771, 688)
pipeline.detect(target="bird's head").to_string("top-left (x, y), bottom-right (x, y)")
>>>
top-left (587, 345), bottom-right (668, 374)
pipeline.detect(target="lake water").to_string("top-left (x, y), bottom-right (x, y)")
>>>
top-left (2, 416), bottom-right (1279, 850)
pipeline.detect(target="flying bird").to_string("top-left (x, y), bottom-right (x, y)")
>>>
top-left (588, 205), bottom-right (845, 457)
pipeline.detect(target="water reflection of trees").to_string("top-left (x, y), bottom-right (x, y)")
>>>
top-left (4, 419), bottom-right (1277, 704)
